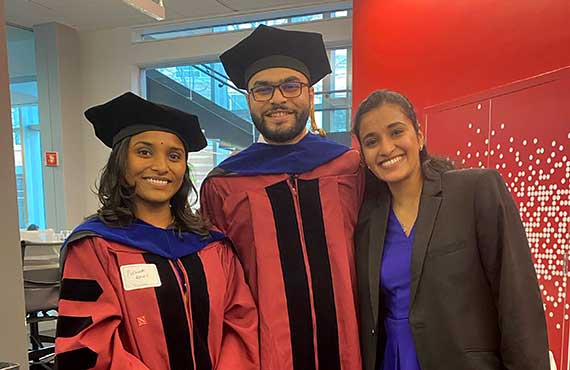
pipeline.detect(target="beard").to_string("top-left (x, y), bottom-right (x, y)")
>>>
top-left (251, 105), bottom-right (310, 143)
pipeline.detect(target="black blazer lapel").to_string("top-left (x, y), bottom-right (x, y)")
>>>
top-left (368, 180), bottom-right (391, 330)
top-left (409, 171), bottom-right (443, 311)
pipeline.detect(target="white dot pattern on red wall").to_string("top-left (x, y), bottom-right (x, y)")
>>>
top-left (454, 121), bottom-right (570, 330)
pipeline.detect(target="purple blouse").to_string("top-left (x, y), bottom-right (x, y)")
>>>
top-left (379, 209), bottom-right (421, 370)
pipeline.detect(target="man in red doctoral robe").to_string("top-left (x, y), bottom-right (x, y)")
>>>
top-left (200, 25), bottom-right (364, 370)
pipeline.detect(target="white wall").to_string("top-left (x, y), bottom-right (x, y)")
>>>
top-left (77, 17), bottom-right (352, 219)
top-left (59, 25), bottom-right (85, 229)
top-left (35, 23), bottom-right (85, 230)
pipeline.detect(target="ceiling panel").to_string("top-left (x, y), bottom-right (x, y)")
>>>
top-left (5, 0), bottom-right (344, 31)
top-left (166, 0), bottom-right (233, 18)
top-left (5, 0), bottom-right (67, 29)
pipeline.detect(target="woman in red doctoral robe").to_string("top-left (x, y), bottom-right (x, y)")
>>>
top-left (55, 92), bottom-right (259, 370)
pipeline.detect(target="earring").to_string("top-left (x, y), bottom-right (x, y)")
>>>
top-left (420, 144), bottom-right (424, 151)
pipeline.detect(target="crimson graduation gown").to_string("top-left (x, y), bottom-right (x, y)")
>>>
top-left (55, 218), bottom-right (259, 370)
top-left (200, 133), bottom-right (364, 370)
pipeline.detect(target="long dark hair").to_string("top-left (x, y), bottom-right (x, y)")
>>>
top-left (96, 137), bottom-right (210, 236)
top-left (353, 89), bottom-right (455, 176)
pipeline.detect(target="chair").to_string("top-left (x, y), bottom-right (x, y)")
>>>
top-left (21, 240), bottom-right (61, 370)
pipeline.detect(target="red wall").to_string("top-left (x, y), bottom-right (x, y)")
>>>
top-left (352, 0), bottom-right (570, 120)
top-left (353, 2), bottom-right (570, 365)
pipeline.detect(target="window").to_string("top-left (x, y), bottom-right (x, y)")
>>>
top-left (331, 10), bottom-right (349, 18)
top-left (155, 64), bottom-right (251, 122)
top-left (187, 139), bottom-right (234, 198)
top-left (314, 47), bottom-right (352, 133)
top-left (10, 96), bottom-right (46, 229)
top-left (140, 8), bottom-right (351, 41)
top-left (147, 47), bottom-right (351, 137)
top-left (7, 25), bottom-right (46, 229)
top-left (332, 49), bottom-right (348, 98)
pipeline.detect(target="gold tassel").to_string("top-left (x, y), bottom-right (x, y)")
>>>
top-left (310, 105), bottom-right (326, 137)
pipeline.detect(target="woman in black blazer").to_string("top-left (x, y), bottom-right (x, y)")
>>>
top-left (354, 89), bottom-right (549, 370)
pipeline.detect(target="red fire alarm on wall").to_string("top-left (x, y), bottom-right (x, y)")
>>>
top-left (45, 151), bottom-right (59, 167)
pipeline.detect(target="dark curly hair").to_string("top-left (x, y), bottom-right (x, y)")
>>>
top-left (353, 89), bottom-right (455, 176)
top-left (95, 137), bottom-right (210, 236)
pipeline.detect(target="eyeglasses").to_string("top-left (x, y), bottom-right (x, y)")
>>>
top-left (248, 81), bottom-right (309, 102)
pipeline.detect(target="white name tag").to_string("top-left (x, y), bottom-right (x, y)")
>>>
top-left (120, 264), bottom-right (162, 291)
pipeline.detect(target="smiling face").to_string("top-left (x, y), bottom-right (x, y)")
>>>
top-left (359, 103), bottom-right (424, 186)
top-left (124, 130), bottom-right (187, 214)
top-left (247, 67), bottom-right (313, 144)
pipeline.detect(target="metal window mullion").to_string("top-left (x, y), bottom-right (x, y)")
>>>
top-left (17, 106), bottom-right (29, 226)
top-left (320, 50), bottom-right (334, 132)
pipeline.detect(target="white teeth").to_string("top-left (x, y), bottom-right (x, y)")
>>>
top-left (269, 111), bottom-right (290, 117)
top-left (146, 178), bottom-right (168, 185)
top-left (381, 155), bottom-right (403, 168)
